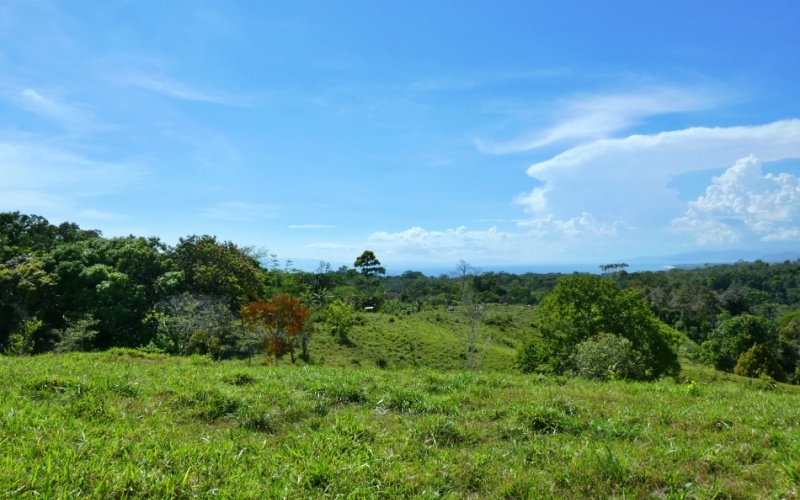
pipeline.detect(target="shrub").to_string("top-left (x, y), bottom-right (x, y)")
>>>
top-left (573, 333), bottom-right (645, 381)
top-left (515, 339), bottom-right (547, 374)
top-left (54, 314), bottom-right (99, 353)
top-left (696, 314), bottom-right (779, 372)
top-left (733, 343), bottom-right (786, 382)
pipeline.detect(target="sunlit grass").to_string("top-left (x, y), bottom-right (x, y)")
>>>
top-left (312, 304), bottom-right (537, 371)
top-left (1, 352), bottom-right (799, 497)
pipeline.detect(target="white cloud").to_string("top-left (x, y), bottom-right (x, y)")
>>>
top-left (517, 212), bottom-right (620, 238)
top-left (367, 226), bottom-right (517, 260)
top-left (476, 87), bottom-right (715, 154)
top-left (514, 119), bottom-right (800, 242)
top-left (673, 155), bottom-right (800, 243)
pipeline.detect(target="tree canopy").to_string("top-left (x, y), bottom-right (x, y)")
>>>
top-left (354, 250), bottom-right (385, 277)
top-left (519, 274), bottom-right (680, 380)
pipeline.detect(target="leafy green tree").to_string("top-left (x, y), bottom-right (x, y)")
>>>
top-left (0, 255), bottom-right (55, 349)
top-left (778, 312), bottom-right (800, 343)
top-left (0, 212), bottom-right (55, 261)
top-left (522, 274), bottom-right (679, 379)
top-left (351, 251), bottom-right (386, 309)
top-left (695, 314), bottom-right (779, 372)
top-left (515, 338), bottom-right (546, 374)
top-left (172, 235), bottom-right (263, 310)
top-left (47, 237), bottom-right (168, 348)
top-left (326, 299), bottom-right (355, 344)
top-left (719, 282), bottom-right (753, 316)
top-left (733, 343), bottom-right (786, 381)
top-left (354, 250), bottom-right (386, 277)
top-left (670, 283), bottom-right (720, 342)
top-left (0, 212), bottom-right (100, 262)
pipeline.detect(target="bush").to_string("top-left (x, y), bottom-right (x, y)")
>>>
top-left (733, 343), bottom-right (786, 382)
top-left (515, 339), bottom-right (547, 374)
top-left (54, 314), bottom-right (99, 353)
top-left (573, 333), bottom-right (645, 381)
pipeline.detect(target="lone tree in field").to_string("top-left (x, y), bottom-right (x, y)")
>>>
top-left (241, 294), bottom-right (310, 363)
top-left (452, 260), bottom-right (487, 370)
top-left (517, 274), bottom-right (679, 380)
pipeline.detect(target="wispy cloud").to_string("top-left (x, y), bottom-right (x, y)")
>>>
top-left (0, 139), bottom-right (147, 220)
top-left (199, 201), bottom-right (279, 221)
top-left (475, 87), bottom-right (716, 154)
top-left (121, 73), bottom-right (247, 106)
top-left (0, 139), bottom-right (146, 192)
top-left (78, 208), bottom-right (129, 221)
top-left (15, 88), bottom-right (105, 133)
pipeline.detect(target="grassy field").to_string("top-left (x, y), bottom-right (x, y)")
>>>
top-left (2, 349), bottom-right (800, 498)
top-left (310, 304), bottom-right (538, 371)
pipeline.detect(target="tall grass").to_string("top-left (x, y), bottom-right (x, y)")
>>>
top-left (1, 351), bottom-right (799, 497)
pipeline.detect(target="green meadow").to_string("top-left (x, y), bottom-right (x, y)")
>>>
top-left (2, 344), bottom-right (799, 498)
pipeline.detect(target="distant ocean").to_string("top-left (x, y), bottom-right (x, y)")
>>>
top-left (383, 262), bottom-right (679, 277)
top-left (289, 250), bottom-right (800, 277)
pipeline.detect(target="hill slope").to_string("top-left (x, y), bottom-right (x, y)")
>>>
top-left (1, 352), bottom-right (798, 497)
top-left (308, 304), bottom-right (538, 371)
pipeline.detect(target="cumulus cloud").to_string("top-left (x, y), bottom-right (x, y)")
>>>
top-left (476, 87), bottom-right (715, 154)
top-left (673, 155), bottom-right (800, 243)
top-left (517, 212), bottom-right (620, 238)
top-left (514, 119), bottom-right (800, 241)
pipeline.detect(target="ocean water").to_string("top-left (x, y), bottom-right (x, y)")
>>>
top-left (384, 262), bottom-right (677, 277)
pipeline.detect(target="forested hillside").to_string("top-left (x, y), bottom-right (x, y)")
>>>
top-left (2, 211), bottom-right (799, 383)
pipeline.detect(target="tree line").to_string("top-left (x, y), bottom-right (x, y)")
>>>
top-left (2, 211), bottom-right (799, 382)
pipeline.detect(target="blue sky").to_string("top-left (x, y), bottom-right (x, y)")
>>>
top-left (2, 1), bottom-right (800, 271)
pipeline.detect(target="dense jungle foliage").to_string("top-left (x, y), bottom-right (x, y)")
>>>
top-left (2, 211), bottom-right (800, 383)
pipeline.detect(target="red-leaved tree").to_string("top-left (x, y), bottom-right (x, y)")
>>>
top-left (241, 294), bottom-right (310, 363)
